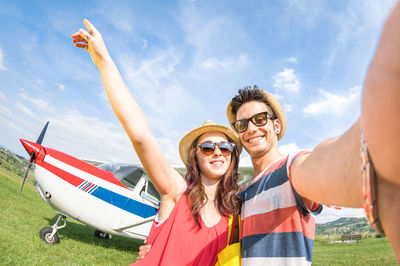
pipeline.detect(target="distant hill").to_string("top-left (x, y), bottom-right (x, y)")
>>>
top-left (316, 217), bottom-right (377, 236)
top-left (0, 145), bottom-right (28, 177)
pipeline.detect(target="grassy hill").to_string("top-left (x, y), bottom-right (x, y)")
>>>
top-left (316, 217), bottom-right (378, 237)
top-left (0, 145), bottom-right (29, 179)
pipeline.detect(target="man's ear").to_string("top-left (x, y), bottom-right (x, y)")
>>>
top-left (273, 119), bottom-right (281, 134)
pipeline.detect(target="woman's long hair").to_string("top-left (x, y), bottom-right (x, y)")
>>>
top-left (184, 134), bottom-right (241, 228)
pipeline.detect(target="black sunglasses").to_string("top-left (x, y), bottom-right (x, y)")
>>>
top-left (231, 111), bottom-right (273, 133)
top-left (197, 141), bottom-right (235, 156)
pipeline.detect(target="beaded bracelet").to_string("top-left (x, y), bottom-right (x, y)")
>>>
top-left (360, 130), bottom-right (385, 235)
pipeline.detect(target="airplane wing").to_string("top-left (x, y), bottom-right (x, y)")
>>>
top-left (112, 215), bottom-right (156, 231)
top-left (81, 158), bottom-right (107, 166)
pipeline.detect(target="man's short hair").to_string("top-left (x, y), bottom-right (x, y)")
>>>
top-left (230, 85), bottom-right (276, 119)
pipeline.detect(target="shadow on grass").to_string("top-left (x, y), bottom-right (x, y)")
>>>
top-left (42, 215), bottom-right (144, 252)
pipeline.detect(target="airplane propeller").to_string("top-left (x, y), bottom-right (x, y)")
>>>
top-left (18, 121), bottom-right (49, 200)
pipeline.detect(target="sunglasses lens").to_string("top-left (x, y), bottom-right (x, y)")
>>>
top-left (252, 113), bottom-right (268, 126)
top-left (199, 142), bottom-right (215, 155)
top-left (198, 142), bottom-right (234, 156)
top-left (235, 120), bottom-right (248, 133)
top-left (219, 142), bottom-right (234, 156)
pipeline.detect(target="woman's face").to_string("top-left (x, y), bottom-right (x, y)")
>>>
top-left (195, 131), bottom-right (233, 182)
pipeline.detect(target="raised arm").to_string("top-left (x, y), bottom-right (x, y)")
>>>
top-left (71, 19), bottom-right (186, 204)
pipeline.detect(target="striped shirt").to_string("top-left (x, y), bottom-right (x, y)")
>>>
top-left (239, 151), bottom-right (322, 266)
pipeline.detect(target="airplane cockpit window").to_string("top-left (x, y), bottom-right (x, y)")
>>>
top-left (140, 179), bottom-right (160, 206)
top-left (146, 180), bottom-right (161, 201)
top-left (98, 164), bottom-right (144, 189)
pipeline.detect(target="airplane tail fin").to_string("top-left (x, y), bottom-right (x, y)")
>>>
top-left (18, 121), bottom-right (49, 200)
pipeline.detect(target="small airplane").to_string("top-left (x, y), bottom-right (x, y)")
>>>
top-left (18, 121), bottom-right (254, 244)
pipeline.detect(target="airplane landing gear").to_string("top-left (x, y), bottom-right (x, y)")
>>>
top-left (39, 215), bottom-right (66, 244)
top-left (94, 229), bottom-right (111, 239)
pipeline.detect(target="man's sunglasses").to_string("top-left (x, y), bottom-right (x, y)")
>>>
top-left (197, 141), bottom-right (235, 156)
top-left (231, 111), bottom-right (273, 133)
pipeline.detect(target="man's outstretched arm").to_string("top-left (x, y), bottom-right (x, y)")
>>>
top-left (291, 1), bottom-right (400, 260)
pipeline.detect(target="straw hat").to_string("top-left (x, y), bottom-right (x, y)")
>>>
top-left (179, 120), bottom-right (242, 166)
top-left (226, 90), bottom-right (286, 140)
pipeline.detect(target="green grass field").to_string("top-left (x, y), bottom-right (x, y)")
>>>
top-left (0, 167), bottom-right (397, 265)
top-left (0, 168), bottom-right (142, 265)
top-left (312, 238), bottom-right (397, 265)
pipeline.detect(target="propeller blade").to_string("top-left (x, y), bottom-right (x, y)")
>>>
top-left (36, 121), bottom-right (49, 145)
top-left (17, 152), bottom-right (35, 200)
top-left (18, 121), bottom-right (49, 199)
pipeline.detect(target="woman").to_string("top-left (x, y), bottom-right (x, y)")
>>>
top-left (71, 19), bottom-right (241, 265)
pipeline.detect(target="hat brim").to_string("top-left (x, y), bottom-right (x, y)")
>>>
top-left (226, 90), bottom-right (286, 140)
top-left (179, 124), bottom-right (242, 166)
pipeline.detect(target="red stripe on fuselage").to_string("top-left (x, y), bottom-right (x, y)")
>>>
top-left (85, 183), bottom-right (95, 192)
top-left (40, 161), bottom-right (84, 187)
top-left (41, 147), bottom-right (128, 189)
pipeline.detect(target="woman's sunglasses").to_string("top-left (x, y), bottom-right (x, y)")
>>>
top-left (231, 111), bottom-right (273, 133)
top-left (197, 141), bottom-right (235, 156)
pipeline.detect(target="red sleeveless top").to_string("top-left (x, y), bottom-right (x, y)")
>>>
top-left (133, 194), bottom-right (229, 266)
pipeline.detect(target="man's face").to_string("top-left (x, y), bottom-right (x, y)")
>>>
top-left (235, 101), bottom-right (280, 158)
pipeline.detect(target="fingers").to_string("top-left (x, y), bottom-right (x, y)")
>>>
top-left (71, 19), bottom-right (98, 46)
top-left (83, 18), bottom-right (98, 36)
top-left (74, 42), bottom-right (88, 50)
top-left (79, 28), bottom-right (92, 41)
top-left (71, 31), bottom-right (85, 42)
top-left (136, 244), bottom-right (151, 261)
top-left (71, 30), bottom-right (90, 50)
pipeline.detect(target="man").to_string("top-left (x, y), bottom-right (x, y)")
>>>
top-left (227, 87), bottom-right (325, 265)
top-left (227, 2), bottom-right (400, 264)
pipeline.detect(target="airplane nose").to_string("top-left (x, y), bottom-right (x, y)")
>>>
top-left (20, 139), bottom-right (41, 157)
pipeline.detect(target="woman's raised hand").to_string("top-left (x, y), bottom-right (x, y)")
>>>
top-left (71, 19), bottom-right (111, 67)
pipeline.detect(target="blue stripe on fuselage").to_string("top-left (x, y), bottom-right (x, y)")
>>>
top-left (90, 186), bottom-right (157, 218)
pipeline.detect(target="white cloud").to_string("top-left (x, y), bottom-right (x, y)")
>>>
top-left (279, 143), bottom-right (300, 155)
top-left (47, 109), bottom-right (137, 164)
top-left (285, 57), bottom-right (298, 64)
top-left (303, 86), bottom-right (361, 116)
top-left (323, 1), bottom-right (395, 80)
top-left (201, 54), bottom-right (250, 70)
top-left (119, 48), bottom-right (202, 124)
top-left (324, 10), bottom-right (357, 78)
top-left (58, 84), bottom-right (65, 91)
top-left (273, 68), bottom-right (300, 93)
top-left (282, 103), bottom-right (292, 113)
top-left (19, 93), bottom-right (52, 111)
top-left (0, 46), bottom-right (6, 71)
top-left (0, 91), bottom-right (6, 100)
top-left (0, 104), bottom-right (12, 116)
top-left (141, 38), bottom-right (148, 50)
top-left (16, 102), bottom-right (36, 118)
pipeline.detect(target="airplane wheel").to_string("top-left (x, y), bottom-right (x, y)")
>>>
top-left (39, 227), bottom-right (60, 244)
top-left (94, 229), bottom-right (110, 239)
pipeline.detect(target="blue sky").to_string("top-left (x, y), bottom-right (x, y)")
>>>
top-left (0, 0), bottom-right (396, 223)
